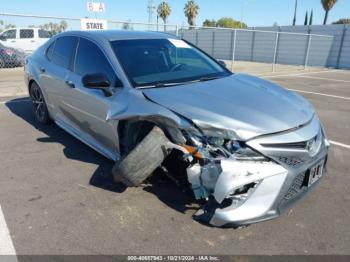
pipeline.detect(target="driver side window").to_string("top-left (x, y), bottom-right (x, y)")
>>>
top-left (2, 29), bottom-right (16, 39)
top-left (74, 38), bottom-right (117, 86)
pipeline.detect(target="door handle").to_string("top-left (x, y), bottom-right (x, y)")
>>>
top-left (30, 40), bottom-right (35, 42)
top-left (11, 40), bottom-right (16, 43)
top-left (65, 80), bottom-right (75, 88)
top-left (39, 67), bottom-right (45, 73)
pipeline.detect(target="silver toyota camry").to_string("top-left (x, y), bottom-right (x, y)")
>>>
top-left (24, 30), bottom-right (329, 227)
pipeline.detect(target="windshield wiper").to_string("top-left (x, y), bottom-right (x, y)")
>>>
top-left (198, 76), bottom-right (221, 82)
top-left (139, 82), bottom-right (184, 89)
top-left (138, 76), bottom-right (222, 89)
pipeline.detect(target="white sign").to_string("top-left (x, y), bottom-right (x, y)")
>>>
top-left (168, 39), bottom-right (191, 48)
top-left (81, 18), bottom-right (108, 30)
top-left (87, 2), bottom-right (105, 12)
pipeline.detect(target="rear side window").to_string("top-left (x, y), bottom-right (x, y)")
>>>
top-left (74, 38), bottom-right (116, 84)
top-left (39, 30), bottom-right (50, 38)
top-left (20, 29), bottom-right (34, 39)
top-left (51, 36), bottom-right (77, 69)
top-left (46, 41), bottom-right (55, 61)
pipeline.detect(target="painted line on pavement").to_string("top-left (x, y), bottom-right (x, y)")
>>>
top-left (287, 88), bottom-right (350, 100)
top-left (0, 205), bottom-right (17, 258)
top-left (260, 69), bottom-right (346, 78)
top-left (329, 140), bottom-right (350, 150)
top-left (294, 75), bottom-right (350, 83)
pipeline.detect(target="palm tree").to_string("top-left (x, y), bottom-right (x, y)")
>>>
top-left (59, 20), bottom-right (68, 32)
top-left (309, 10), bottom-right (313, 25)
top-left (321, 0), bottom-right (338, 25)
top-left (304, 11), bottom-right (308, 26)
top-left (293, 0), bottom-right (298, 26)
top-left (157, 1), bottom-right (171, 31)
top-left (184, 0), bottom-right (199, 29)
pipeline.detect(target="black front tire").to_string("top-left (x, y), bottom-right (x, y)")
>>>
top-left (113, 126), bottom-right (170, 187)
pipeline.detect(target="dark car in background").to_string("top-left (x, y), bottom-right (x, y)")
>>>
top-left (0, 43), bottom-right (26, 68)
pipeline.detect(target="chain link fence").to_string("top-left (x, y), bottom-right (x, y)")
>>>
top-left (0, 12), bottom-right (334, 73)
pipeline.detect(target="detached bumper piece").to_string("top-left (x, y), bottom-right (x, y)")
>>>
top-left (191, 159), bottom-right (288, 227)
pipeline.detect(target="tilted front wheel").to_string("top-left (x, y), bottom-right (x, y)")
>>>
top-left (113, 126), bottom-right (170, 187)
top-left (30, 82), bottom-right (52, 124)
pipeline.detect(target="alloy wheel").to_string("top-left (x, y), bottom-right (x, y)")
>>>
top-left (30, 84), bottom-right (46, 122)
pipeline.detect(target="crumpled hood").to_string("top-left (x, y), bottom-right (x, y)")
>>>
top-left (142, 74), bottom-right (314, 140)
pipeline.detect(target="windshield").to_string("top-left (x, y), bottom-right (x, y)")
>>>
top-left (110, 38), bottom-right (231, 88)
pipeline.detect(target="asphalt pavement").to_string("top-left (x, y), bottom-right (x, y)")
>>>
top-left (0, 68), bottom-right (349, 255)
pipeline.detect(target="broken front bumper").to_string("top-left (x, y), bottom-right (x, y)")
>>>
top-left (210, 150), bottom-right (328, 227)
top-left (207, 123), bottom-right (329, 227)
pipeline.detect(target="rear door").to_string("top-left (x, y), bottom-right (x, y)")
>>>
top-left (37, 29), bottom-right (50, 48)
top-left (60, 37), bottom-right (120, 159)
top-left (41, 36), bottom-right (78, 125)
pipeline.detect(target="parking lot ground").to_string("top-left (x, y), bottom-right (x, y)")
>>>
top-left (0, 69), bottom-right (350, 255)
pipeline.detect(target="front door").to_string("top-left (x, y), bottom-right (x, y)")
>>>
top-left (0, 29), bottom-right (18, 49)
top-left (58, 37), bottom-right (120, 160)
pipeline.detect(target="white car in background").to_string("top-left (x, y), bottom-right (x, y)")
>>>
top-left (0, 28), bottom-right (50, 54)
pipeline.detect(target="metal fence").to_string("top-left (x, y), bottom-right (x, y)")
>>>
top-left (0, 12), bottom-right (334, 73)
top-left (177, 26), bottom-right (334, 72)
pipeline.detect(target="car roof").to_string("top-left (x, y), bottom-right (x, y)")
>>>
top-left (11, 28), bottom-right (42, 30)
top-left (58, 30), bottom-right (180, 42)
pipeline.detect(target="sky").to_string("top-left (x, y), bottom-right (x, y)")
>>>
top-left (1, 0), bottom-right (349, 28)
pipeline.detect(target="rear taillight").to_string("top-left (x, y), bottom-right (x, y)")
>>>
top-left (3, 49), bottom-right (14, 55)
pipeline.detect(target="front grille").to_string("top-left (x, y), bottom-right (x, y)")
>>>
top-left (262, 141), bottom-right (308, 149)
top-left (278, 156), bottom-right (305, 167)
top-left (282, 171), bottom-right (307, 203)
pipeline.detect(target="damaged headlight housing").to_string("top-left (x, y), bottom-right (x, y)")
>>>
top-left (183, 128), bottom-right (270, 205)
top-left (183, 129), bottom-right (269, 161)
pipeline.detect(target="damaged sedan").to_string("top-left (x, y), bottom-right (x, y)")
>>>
top-left (24, 30), bottom-right (329, 227)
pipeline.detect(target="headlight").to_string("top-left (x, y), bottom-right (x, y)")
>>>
top-left (183, 129), bottom-right (269, 161)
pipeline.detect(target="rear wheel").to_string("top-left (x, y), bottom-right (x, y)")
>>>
top-left (30, 82), bottom-right (52, 124)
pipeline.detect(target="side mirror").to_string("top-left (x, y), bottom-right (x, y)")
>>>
top-left (0, 35), bottom-right (7, 41)
top-left (82, 73), bottom-right (113, 97)
top-left (217, 60), bottom-right (227, 68)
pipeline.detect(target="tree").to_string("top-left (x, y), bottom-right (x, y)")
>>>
top-left (293, 0), bottom-right (298, 26)
top-left (203, 19), bottom-right (216, 27)
top-left (4, 24), bottom-right (16, 30)
top-left (33, 20), bottom-right (69, 36)
top-left (217, 17), bottom-right (247, 28)
top-left (122, 20), bottom-right (134, 30)
top-left (304, 11), bottom-right (308, 25)
top-left (0, 20), bottom-right (16, 32)
top-left (184, 0), bottom-right (199, 29)
top-left (157, 1), bottom-right (171, 31)
top-left (309, 10), bottom-right (313, 25)
top-left (332, 18), bottom-right (350, 24)
top-left (273, 22), bottom-right (279, 27)
top-left (59, 20), bottom-right (68, 32)
top-left (321, 0), bottom-right (338, 25)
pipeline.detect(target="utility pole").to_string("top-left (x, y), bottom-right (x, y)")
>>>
top-left (240, 0), bottom-right (246, 28)
top-left (147, 0), bottom-right (156, 30)
top-left (293, 0), bottom-right (298, 26)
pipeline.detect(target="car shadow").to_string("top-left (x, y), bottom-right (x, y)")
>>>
top-left (5, 97), bottom-right (125, 193)
top-left (6, 98), bottom-right (199, 214)
top-left (143, 169), bottom-right (200, 214)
